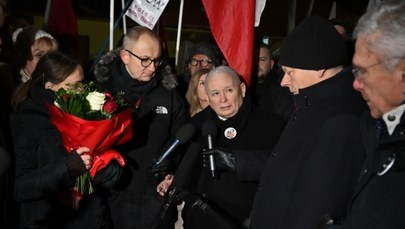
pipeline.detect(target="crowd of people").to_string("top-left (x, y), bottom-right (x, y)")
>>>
top-left (0, 0), bottom-right (404, 228)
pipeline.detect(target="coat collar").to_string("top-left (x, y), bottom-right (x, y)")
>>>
top-left (293, 68), bottom-right (353, 112)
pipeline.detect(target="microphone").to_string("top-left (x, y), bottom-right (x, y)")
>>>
top-left (161, 142), bottom-right (202, 219)
top-left (155, 123), bottom-right (195, 166)
top-left (202, 120), bottom-right (217, 178)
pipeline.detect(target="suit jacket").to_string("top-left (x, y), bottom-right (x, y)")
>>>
top-left (339, 111), bottom-right (405, 229)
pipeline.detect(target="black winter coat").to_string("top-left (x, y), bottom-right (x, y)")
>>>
top-left (336, 110), bottom-right (405, 229)
top-left (183, 97), bottom-right (286, 228)
top-left (10, 85), bottom-right (119, 229)
top-left (249, 68), bottom-right (368, 229)
top-left (94, 55), bottom-right (189, 229)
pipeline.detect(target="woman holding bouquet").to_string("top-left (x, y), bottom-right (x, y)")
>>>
top-left (10, 52), bottom-right (121, 229)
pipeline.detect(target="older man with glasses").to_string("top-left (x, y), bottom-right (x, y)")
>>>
top-left (329, 1), bottom-right (405, 228)
top-left (93, 25), bottom-right (189, 229)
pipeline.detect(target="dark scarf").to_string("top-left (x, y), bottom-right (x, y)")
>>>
top-left (110, 61), bottom-right (158, 105)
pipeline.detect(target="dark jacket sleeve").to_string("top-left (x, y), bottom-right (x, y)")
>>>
top-left (235, 149), bottom-right (270, 182)
top-left (92, 160), bottom-right (122, 189)
top-left (11, 114), bottom-right (75, 202)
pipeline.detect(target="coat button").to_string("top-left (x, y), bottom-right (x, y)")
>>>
top-left (363, 169), bottom-right (367, 175)
top-left (271, 152), bottom-right (277, 158)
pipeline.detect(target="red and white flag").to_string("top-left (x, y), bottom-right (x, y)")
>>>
top-left (202, 0), bottom-right (257, 85)
top-left (45, 0), bottom-right (78, 38)
top-left (45, 0), bottom-right (79, 54)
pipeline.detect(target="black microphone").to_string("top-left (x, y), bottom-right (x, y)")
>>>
top-left (202, 120), bottom-right (217, 178)
top-left (155, 123), bottom-right (195, 166)
top-left (161, 142), bottom-right (202, 219)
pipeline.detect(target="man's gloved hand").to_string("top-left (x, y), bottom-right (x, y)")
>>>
top-left (202, 148), bottom-right (236, 173)
top-left (148, 158), bottom-right (170, 180)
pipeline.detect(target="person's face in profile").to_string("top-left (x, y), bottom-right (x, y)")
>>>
top-left (352, 34), bottom-right (405, 118)
top-left (280, 66), bottom-right (320, 95)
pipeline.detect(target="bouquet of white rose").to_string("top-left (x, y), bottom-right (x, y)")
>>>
top-left (47, 81), bottom-right (133, 209)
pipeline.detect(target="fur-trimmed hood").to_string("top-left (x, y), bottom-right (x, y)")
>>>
top-left (93, 49), bottom-right (178, 91)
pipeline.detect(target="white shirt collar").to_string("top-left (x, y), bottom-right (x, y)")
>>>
top-left (382, 104), bottom-right (405, 135)
top-left (218, 115), bottom-right (227, 121)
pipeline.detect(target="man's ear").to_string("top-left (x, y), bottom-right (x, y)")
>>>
top-left (240, 83), bottom-right (246, 98)
top-left (120, 49), bottom-right (129, 64)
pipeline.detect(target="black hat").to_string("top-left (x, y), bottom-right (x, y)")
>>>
top-left (186, 42), bottom-right (220, 66)
top-left (279, 15), bottom-right (348, 70)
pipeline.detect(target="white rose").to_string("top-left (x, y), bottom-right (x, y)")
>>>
top-left (54, 100), bottom-right (61, 108)
top-left (86, 91), bottom-right (106, 111)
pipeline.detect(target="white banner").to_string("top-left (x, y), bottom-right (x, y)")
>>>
top-left (126, 0), bottom-right (170, 30)
top-left (255, 0), bottom-right (267, 27)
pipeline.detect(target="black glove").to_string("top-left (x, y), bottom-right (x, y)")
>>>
top-left (202, 148), bottom-right (236, 173)
top-left (148, 158), bottom-right (170, 180)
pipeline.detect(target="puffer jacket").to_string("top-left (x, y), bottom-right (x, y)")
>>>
top-left (93, 50), bottom-right (189, 229)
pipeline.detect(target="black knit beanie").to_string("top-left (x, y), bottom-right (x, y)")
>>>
top-left (186, 42), bottom-right (220, 66)
top-left (279, 15), bottom-right (348, 70)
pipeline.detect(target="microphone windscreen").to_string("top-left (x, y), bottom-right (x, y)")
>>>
top-left (175, 123), bottom-right (195, 144)
top-left (202, 120), bottom-right (217, 137)
top-left (172, 142), bottom-right (202, 188)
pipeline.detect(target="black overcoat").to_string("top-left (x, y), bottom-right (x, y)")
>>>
top-left (249, 69), bottom-right (368, 229)
top-left (340, 111), bottom-right (405, 229)
top-left (184, 97), bottom-right (286, 228)
top-left (10, 85), bottom-right (118, 229)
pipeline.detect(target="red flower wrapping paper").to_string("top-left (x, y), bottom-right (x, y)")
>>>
top-left (47, 104), bottom-right (132, 178)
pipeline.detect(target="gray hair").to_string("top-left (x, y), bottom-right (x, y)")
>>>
top-left (205, 66), bottom-right (242, 89)
top-left (353, 0), bottom-right (405, 70)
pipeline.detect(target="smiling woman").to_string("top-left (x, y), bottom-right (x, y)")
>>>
top-left (12, 26), bottom-right (58, 86)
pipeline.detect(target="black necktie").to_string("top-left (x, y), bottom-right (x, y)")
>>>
top-left (375, 118), bottom-right (388, 139)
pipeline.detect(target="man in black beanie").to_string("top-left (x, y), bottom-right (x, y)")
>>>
top-left (247, 15), bottom-right (368, 228)
top-left (203, 15), bottom-right (368, 229)
top-left (177, 42), bottom-right (221, 96)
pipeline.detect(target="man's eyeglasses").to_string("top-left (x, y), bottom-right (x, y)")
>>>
top-left (190, 59), bottom-right (213, 67)
top-left (352, 57), bottom-right (402, 79)
top-left (125, 49), bottom-right (162, 68)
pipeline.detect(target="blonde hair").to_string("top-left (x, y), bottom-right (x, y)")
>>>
top-left (185, 68), bottom-right (210, 117)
